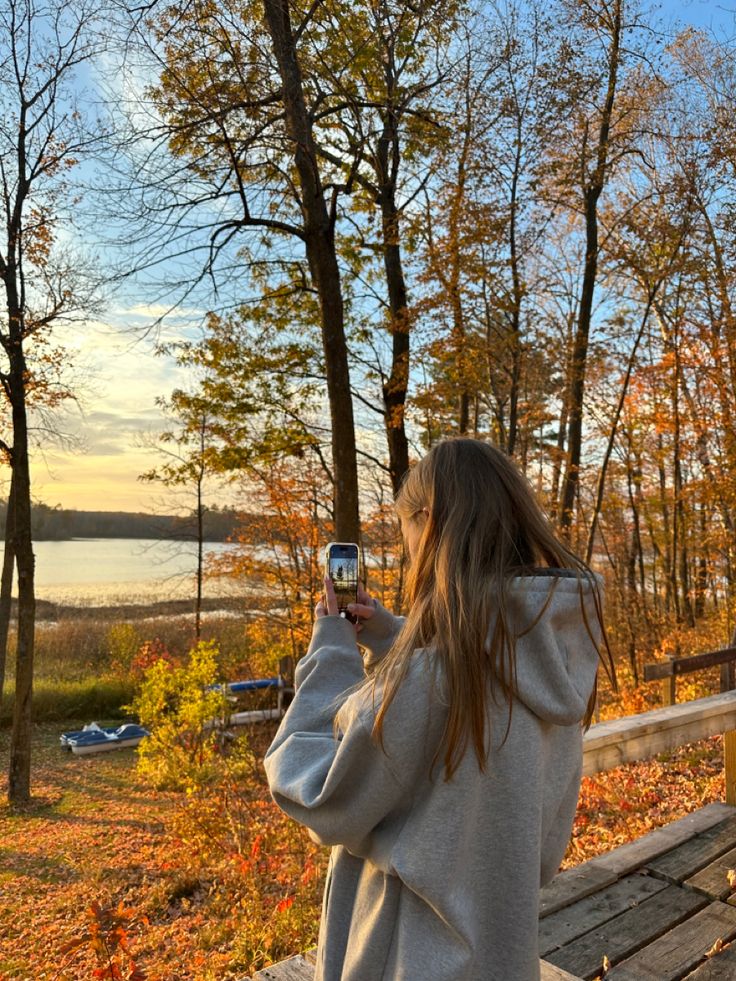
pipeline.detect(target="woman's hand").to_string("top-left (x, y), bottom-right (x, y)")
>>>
top-left (315, 576), bottom-right (340, 618)
top-left (348, 584), bottom-right (376, 633)
top-left (315, 579), bottom-right (376, 632)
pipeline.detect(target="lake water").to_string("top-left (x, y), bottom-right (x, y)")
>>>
top-left (12, 538), bottom-right (242, 606)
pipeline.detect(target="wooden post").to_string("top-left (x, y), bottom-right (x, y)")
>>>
top-left (721, 661), bottom-right (736, 805)
top-left (278, 656), bottom-right (295, 716)
top-left (661, 657), bottom-right (676, 707)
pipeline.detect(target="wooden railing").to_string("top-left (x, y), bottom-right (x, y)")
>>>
top-left (643, 646), bottom-right (736, 706)
top-left (583, 689), bottom-right (736, 800)
top-left (640, 647), bottom-right (736, 804)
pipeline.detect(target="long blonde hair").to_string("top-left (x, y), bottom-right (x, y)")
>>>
top-left (370, 438), bottom-right (614, 780)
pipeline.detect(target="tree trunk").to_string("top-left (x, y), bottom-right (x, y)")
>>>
top-left (585, 293), bottom-right (655, 562)
top-left (0, 473), bottom-right (16, 705)
top-left (506, 117), bottom-right (524, 457)
top-left (559, 0), bottom-right (622, 532)
top-left (195, 423), bottom-right (204, 642)
top-left (694, 505), bottom-right (708, 620)
top-left (559, 184), bottom-right (601, 530)
top-left (376, 116), bottom-right (410, 495)
top-left (263, 0), bottom-right (360, 543)
top-left (657, 435), bottom-right (675, 618)
top-left (8, 372), bottom-right (35, 804)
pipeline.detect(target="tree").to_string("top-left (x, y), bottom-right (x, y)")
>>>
top-left (140, 398), bottom-right (216, 640)
top-left (0, 0), bottom-right (102, 803)
top-left (413, 0), bottom-right (571, 462)
top-left (549, 0), bottom-right (644, 532)
top-left (261, 0), bottom-right (359, 541)
top-left (310, 0), bottom-right (458, 492)
top-left (119, 0), bottom-right (360, 541)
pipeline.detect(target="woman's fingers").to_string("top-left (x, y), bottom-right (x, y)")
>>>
top-left (346, 602), bottom-right (375, 620)
top-left (356, 584), bottom-right (373, 605)
top-left (323, 576), bottom-right (340, 616)
top-left (316, 578), bottom-right (373, 622)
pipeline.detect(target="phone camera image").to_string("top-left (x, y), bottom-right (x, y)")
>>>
top-left (325, 543), bottom-right (359, 621)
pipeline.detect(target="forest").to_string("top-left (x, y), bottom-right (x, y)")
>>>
top-left (0, 502), bottom-right (241, 542)
top-left (121, 0), bottom-right (736, 690)
top-left (0, 0), bottom-right (735, 826)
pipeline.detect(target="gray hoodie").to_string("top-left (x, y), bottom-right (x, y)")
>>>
top-left (264, 574), bottom-right (600, 981)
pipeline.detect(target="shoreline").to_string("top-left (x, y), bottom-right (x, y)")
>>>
top-left (12, 595), bottom-right (271, 622)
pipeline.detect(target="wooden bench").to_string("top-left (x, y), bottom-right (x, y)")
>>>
top-left (247, 692), bottom-right (736, 980)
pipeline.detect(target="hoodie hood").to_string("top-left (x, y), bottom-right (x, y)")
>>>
top-left (502, 572), bottom-right (602, 726)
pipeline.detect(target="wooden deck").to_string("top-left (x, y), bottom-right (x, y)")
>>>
top-left (539, 801), bottom-right (736, 979)
top-left (247, 802), bottom-right (736, 980)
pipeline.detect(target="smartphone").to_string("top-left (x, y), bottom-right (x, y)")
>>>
top-left (324, 542), bottom-right (359, 621)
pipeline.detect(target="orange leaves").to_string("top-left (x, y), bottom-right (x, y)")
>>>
top-left (2, 720), bottom-right (326, 979)
top-left (60, 900), bottom-right (149, 981)
top-left (565, 735), bottom-right (724, 869)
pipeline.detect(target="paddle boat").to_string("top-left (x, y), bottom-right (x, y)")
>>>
top-left (60, 721), bottom-right (149, 756)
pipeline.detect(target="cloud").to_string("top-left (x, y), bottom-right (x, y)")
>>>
top-left (27, 316), bottom-right (197, 509)
top-left (112, 302), bottom-right (205, 321)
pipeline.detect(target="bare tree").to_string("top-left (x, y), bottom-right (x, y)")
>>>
top-left (0, 0), bottom-right (103, 803)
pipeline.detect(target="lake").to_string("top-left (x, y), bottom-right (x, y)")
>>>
top-left (13, 538), bottom-right (242, 606)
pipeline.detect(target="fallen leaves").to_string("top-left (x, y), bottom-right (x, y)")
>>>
top-left (565, 735), bottom-right (724, 868)
top-left (0, 722), bottom-right (323, 980)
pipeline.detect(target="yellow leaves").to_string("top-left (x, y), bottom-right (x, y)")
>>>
top-left (23, 206), bottom-right (55, 267)
top-left (726, 868), bottom-right (736, 890)
top-left (706, 937), bottom-right (724, 958)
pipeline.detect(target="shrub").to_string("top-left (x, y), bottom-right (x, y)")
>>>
top-left (108, 622), bottom-right (143, 678)
top-left (130, 639), bottom-right (235, 792)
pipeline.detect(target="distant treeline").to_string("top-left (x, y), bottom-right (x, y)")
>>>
top-left (0, 501), bottom-right (244, 542)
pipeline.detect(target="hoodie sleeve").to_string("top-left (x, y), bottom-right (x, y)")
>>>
top-left (358, 599), bottom-right (405, 668)
top-left (264, 616), bottom-right (418, 853)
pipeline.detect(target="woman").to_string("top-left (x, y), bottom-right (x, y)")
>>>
top-left (264, 438), bottom-right (613, 981)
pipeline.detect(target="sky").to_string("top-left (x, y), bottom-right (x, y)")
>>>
top-left (20, 0), bottom-right (736, 514)
top-left (29, 305), bottom-right (197, 512)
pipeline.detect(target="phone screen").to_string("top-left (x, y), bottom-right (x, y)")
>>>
top-left (326, 543), bottom-right (359, 611)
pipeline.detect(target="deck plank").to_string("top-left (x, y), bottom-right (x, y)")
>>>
top-left (683, 941), bottom-right (736, 978)
top-left (606, 902), bottom-right (736, 981)
top-left (540, 963), bottom-right (583, 980)
top-left (251, 953), bottom-right (315, 980)
top-left (578, 804), bottom-right (736, 878)
top-left (539, 872), bottom-right (667, 955)
top-left (544, 885), bottom-right (707, 980)
top-left (250, 954), bottom-right (580, 980)
top-left (647, 816), bottom-right (736, 884)
top-left (539, 865), bottom-right (619, 918)
top-left (685, 846), bottom-right (736, 901)
top-left (539, 804), bottom-right (736, 918)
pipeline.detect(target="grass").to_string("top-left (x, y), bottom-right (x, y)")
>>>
top-left (0, 676), bottom-right (135, 725)
top-left (0, 610), bottom-right (282, 727)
